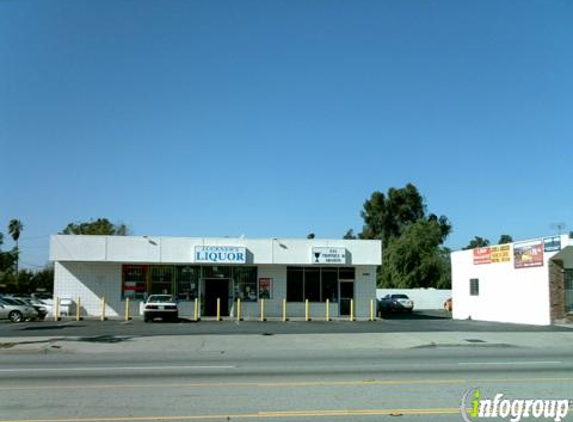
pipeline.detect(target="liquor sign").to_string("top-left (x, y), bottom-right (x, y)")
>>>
top-left (194, 246), bottom-right (246, 264)
top-left (312, 247), bottom-right (347, 264)
top-left (491, 244), bottom-right (511, 264)
top-left (543, 236), bottom-right (562, 252)
top-left (514, 240), bottom-right (544, 269)
top-left (473, 247), bottom-right (492, 265)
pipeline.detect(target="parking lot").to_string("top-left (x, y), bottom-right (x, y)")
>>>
top-left (0, 310), bottom-right (571, 338)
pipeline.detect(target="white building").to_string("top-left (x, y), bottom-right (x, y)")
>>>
top-left (49, 235), bottom-right (381, 320)
top-left (451, 234), bottom-right (573, 325)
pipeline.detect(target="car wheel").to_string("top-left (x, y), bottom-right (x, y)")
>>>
top-left (144, 316), bottom-right (150, 323)
top-left (9, 311), bottom-right (23, 323)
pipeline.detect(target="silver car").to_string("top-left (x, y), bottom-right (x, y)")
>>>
top-left (0, 297), bottom-right (39, 322)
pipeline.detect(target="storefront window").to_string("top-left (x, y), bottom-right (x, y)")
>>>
top-left (287, 267), bottom-right (354, 302)
top-left (175, 266), bottom-right (199, 301)
top-left (287, 267), bottom-right (304, 302)
top-left (234, 267), bottom-right (258, 302)
top-left (149, 266), bottom-right (173, 295)
top-left (304, 268), bottom-right (321, 302)
top-left (322, 268), bottom-right (338, 302)
top-left (122, 265), bottom-right (147, 300)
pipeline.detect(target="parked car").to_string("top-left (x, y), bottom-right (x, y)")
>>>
top-left (444, 297), bottom-right (453, 312)
top-left (143, 294), bottom-right (179, 322)
top-left (10, 297), bottom-right (50, 320)
top-left (377, 294), bottom-right (414, 316)
top-left (0, 297), bottom-right (39, 322)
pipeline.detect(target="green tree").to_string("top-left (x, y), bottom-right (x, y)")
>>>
top-left (8, 219), bottom-right (23, 274)
top-left (343, 229), bottom-right (357, 239)
top-left (497, 234), bottom-right (513, 244)
top-left (360, 183), bottom-right (451, 246)
top-left (380, 219), bottom-right (452, 289)
top-left (306, 233), bottom-right (315, 239)
top-left (358, 184), bottom-right (452, 288)
top-left (61, 218), bottom-right (129, 235)
top-left (463, 236), bottom-right (490, 250)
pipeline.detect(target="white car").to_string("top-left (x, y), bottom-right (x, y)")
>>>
top-left (143, 295), bottom-right (179, 322)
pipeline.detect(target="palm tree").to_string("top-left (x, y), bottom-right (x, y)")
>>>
top-left (8, 219), bottom-right (23, 274)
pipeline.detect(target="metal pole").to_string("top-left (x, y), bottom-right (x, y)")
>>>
top-left (101, 297), bottom-right (106, 322)
top-left (350, 299), bottom-right (354, 322)
top-left (260, 299), bottom-right (265, 322)
top-left (370, 299), bottom-right (374, 322)
top-left (305, 299), bottom-right (310, 322)
top-left (76, 297), bottom-right (81, 322)
top-left (237, 298), bottom-right (241, 321)
top-left (283, 298), bottom-right (287, 322)
top-left (54, 297), bottom-right (60, 322)
top-left (125, 298), bottom-right (130, 322)
top-left (194, 297), bottom-right (199, 322)
top-left (216, 298), bottom-right (221, 321)
top-left (326, 298), bottom-right (330, 321)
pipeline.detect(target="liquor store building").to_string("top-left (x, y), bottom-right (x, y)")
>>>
top-left (49, 235), bottom-right (382, 319)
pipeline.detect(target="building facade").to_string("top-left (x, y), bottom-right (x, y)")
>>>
top-left (451, 234), bottom-right (573, 325)
top-left (50, 235), bottom-right (382, 319)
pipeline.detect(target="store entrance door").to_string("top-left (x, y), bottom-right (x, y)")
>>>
top-left (204, 278), bottom-right (229, 317)
top-left (339, 281), bottom-right (354, 316)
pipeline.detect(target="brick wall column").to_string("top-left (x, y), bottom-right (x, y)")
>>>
top-left (549, 259), bottom-right (566, 322)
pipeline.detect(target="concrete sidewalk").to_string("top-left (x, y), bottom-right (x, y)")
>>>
top-left (2, 330), bottom-right (573, 354)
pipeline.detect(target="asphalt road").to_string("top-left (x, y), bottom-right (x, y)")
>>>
top-left (0, 310), bottom-right (571, 338)
top-left (0, 338), bottom-right (572, 422)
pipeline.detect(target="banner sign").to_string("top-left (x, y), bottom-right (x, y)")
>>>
top-left (259, 278), bottom-right (272, 299)
top-left (473, 247), bottom-right (492, 265)
top-left (514, 240), bottom-right (544, 269)
top-left (194, 246), bottom-right (246, 264)
top-left (312, 247), bottom-right (347, 264)
top-left (491, 244), bottom-right (511, 264)
top-left (543, 236), bottom-right (562, 252)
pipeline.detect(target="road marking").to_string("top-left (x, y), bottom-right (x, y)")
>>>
top-left (0, 365), bottom-right (236, 373)
top-left (2, 376), bottom-right (573, 391)
top-left (0, 407), bottom-right (462, 422)
top-left (458, 361), bottom-right (562, 366)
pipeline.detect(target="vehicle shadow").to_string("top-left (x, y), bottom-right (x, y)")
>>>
top-left (379, 310), bottom-right (450, 320)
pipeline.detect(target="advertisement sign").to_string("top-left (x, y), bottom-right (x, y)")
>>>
top-left (514, 240), bottom-right (544, 269)
top-left (473, 247), bottom-right (492, 265)
top-left (312, 247), bottom-right (347, 264)
top-left (491, 244), bottom-right (511, 264)
top-left (543, 236), bottom-right (562, 252)
top-left (195, 246), bottom-right (246, 264)
top-left (258, 278), bottom-right (272, 299)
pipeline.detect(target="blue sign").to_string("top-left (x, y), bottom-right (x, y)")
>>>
top-left (195, 246), bottom-right (246, 264)
top-left (543, 236), bottom-right (561, 252)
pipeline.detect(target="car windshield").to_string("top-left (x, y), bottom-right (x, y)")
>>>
top-left (392, 294), bottom-right (409, 299)
top-left (1, 297), bottom-right (22, 306)
top-left (147, 295), bottom-right (173, 303)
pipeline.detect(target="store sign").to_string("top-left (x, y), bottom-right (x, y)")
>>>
top-left (543, 236), bottom-right (562, 252)
top-left (491, 244), bottom-right (511, 264)
top-left (312, 247), bottom-right (347, 264)
top-left (514, 240), bottom-right (544, 269)
top-left (194, 246), bottom-right (246, 264)
top-left (473, 247), bottom-right (492, 265)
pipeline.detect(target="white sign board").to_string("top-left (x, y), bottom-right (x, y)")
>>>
top-left (195, 246), bottom-right (246, 264)
top-left (312, 247), bottom-right (347, 264)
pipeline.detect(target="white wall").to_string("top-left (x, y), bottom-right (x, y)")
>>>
top-left (451, 235), bottom-right (571, 326)
top-left (50, 235), bottom-right (382, 266)
top-left (377, 289), bottom-right (451, 310)
top-left (53, 262), bottom-right (378, 319)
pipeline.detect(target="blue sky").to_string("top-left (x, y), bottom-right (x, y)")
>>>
top-left (1, 0), bottom-right (572, 269)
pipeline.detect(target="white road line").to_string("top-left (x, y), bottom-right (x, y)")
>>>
top-left (0, 365), bottom-right (236, 372)
top-left (458, 361), bottom-right (561, 366)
